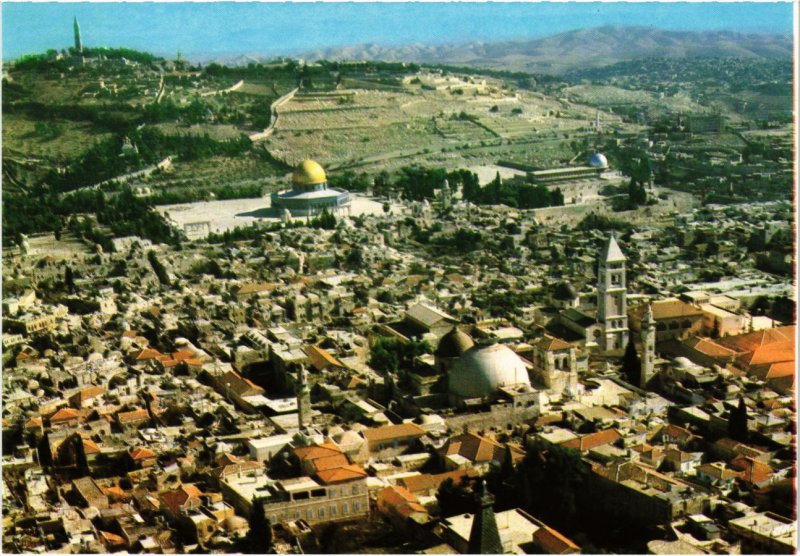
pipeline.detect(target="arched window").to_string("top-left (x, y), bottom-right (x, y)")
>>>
top-left (681, 319), bottom-right (692, 329)
top-left (657, 322), bottom-right (667, 331)
top-left (669, 321), bottom-right (680, 330)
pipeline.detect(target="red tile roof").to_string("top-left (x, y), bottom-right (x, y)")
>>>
top-left (315, 464), bottom-right (367, 485)
top-left (160, 484), bottom-right (203, 514)
top-left (533, 525), bottom-right (580, 554)
top-left (116, 408), bottom-right (150, 424)
top-left (440, 432), bottom-right (524, 464)
top-left (363, 423), bottom-right (426, 444)
top-left (50, 408), bottom-right (82, 423)
top-left (305, 345), bottom-right (345, 371)
top-left (560, 428), bottom-right (622, 452)
top-left (731, 456), bottom-right (774, 486)
top-left (294, 442), bottom-right (343, 462)
top-left (129, 447), bottom-right (157, 460)
top-left (398, 468), bottom-right (477, 495)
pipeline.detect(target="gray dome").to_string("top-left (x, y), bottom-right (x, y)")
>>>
top-left (553, 281), bottom-right (578, 301)
top-left (448, 343), bottom-right (530, 398)
top-left (334, 430), bottom-right (365, 447)
top-left (589, 152), bottom-right (609, 168)
top-left (436, 327), bottom-right (475, 358)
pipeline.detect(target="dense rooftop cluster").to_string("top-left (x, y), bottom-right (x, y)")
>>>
top-left (2, 176), bottom-right (794, 554)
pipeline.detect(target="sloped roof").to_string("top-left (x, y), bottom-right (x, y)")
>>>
top-left (731, 456), bottom-right (774, 486)
top-left (378, 486), bottom-right (428, 518)
top-left (160, 484), bottom-right (203, 514)
top-left (533, 525), bottom-right (580, 554)
top-left (720, 325), bottom-right (795, 353)
top-left (219, 370), bottom-right (265, 397)
top-left (406, 302), bottom-right (455, 329)
top-left (70, 386), bottom-right (106, 404)
top-left (82, 438), bottom-right (101, 454)
top-left (117, 408), bottom-right (150, 423)
top-left (310, 453), bottom-right (350, 472)
top-left (363, 423), bottom-right (426, 444)
top-left (294, 442), bottom-right (343, 461)
top-left (534, 335), bottom-right (572, 352)
top-left (50, 408), bottom-right (82, 422)
top-left (602, 235), bottom-right (626, 263)
top-left (560, 428), bottom-right (622, 452)
top-left (687, 337), bottom-right (738, 358)
top-left (399, 468), bottom-right (477, 495)
top-left (130, 447), bottom-right (156, 460)
top-left (315, 464), bottom-right (367, 485)
top-left (440, 432), bottom-right (524, 464)
top-left (305, 345), bottom-right (344, 371)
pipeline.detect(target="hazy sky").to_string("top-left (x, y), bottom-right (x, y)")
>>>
top-left (2, 2), bottom-right (794, 61)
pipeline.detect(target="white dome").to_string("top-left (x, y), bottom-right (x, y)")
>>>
top-left (674, 357), bottom-right (694, 369)
top-left (589, 152), bottom-right (608, 168)
top-left (448, 343), bottom-right (530, 398)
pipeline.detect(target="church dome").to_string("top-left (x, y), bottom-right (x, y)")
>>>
top-left (448, 343), bottom-right (530, 399)
top-left (553, 281), bottom-right (578, 301)
top-left (292, 159), bottom-right (327, 186)
top-left (589, 152), bottom-right (608, 168)
top-left (435, 327), bottom-right (475, 358)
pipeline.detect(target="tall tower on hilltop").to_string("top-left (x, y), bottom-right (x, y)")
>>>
top-left (73, 17), bottom-right (83, 54)
top-left (597, 233), bottom-right (629, 351)
top-left (640, 303), bottom-right (656, 388)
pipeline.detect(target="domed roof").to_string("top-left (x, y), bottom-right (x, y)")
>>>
top-left (673, 357), bottom-right (694, 369)
top-left (292, 159), bottom-right (327, 185)
top-left (448, 343), bottom-right (530, 399)
top-left (589, 152), bottom-right (609, 168)
top-left (224, 515), bottom-right (249, 530)
top-left (553, 281), bottom-right (578, 301)
top-left (334, 430), bottom-right (365, 447)
top-left (436, 327), bottom-right (475, 358)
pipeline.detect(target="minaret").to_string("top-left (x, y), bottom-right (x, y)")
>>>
top-left (73, 17), bottom-right (83, 54)
top-left (640, 303), bottom-right (656, 388)
top-left (597, 234), bottom-right (629, 351)
top-left (296, 364), bottom-right (311, 429)
top-left (468, 480), bottom-right (503, 555)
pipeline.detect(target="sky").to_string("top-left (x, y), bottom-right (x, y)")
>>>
top-left (2, 2), bottom-right (794, 61)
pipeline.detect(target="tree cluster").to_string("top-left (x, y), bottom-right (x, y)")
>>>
top-left (369, 336), bottom-right (431, 374)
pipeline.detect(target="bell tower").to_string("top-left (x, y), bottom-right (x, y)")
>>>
top-left (597, 234), bottom-right (629, 351)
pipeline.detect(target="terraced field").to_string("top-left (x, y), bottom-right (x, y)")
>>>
top-left (264, 77), bottom-right (623, 171)
top-left (564, 84), bottom-right (709, 114)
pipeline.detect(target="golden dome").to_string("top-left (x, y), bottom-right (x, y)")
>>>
top-left (292, 160), bottom-right (327, 186)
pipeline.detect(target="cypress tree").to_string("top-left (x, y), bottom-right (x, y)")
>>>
top-left (621, 337), bottom-right (641, 385)
top-left (729, 396), bottom-right (749, 442)
top-left (246, 497), bottom-right (272, 553)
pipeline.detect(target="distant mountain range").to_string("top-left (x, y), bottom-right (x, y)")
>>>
top-left (290, 26), bottom-right (792, 74)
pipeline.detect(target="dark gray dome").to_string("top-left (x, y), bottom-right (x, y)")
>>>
top-left (435, 327), bottom-right (475, 358)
